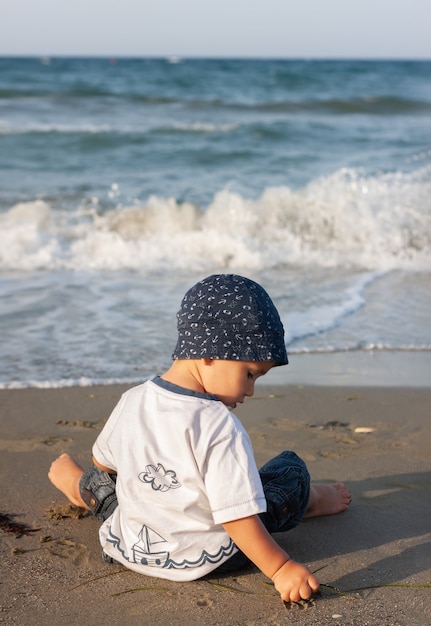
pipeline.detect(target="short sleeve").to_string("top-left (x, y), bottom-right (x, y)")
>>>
top-left (92, 392), bottom-right (128, 471)
top-left (203, 428), bottom-right (267, 525)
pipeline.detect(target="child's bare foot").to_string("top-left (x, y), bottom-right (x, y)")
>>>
top-left (304, 483), bottom-right (351, 518)
top-left (48, 453), bottom-right (88, 509)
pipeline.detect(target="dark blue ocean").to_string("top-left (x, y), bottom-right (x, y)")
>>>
top-left (1, 58), bottom-right (430, 387)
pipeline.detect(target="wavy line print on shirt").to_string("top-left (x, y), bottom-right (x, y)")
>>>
top-left (138, 463), bottom-right (182, 492)
top-left (106, 526), bottom-right (237, 570)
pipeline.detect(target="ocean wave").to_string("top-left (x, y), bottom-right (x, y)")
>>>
top-left (2, 82), bottom-right (429, 116)
top-left (0, 120), bottom-right (239, 136)
top-left (1, 166), bottom-right (430, 273)
top-left (169, 121), bottom-right (239, 133)
top-left (288, 343), bottom-right (431, 355)
top-left (0, 376), bottom-right (142, 390)
top-left (282, 272), bottom-right (378, 345)
top-left (267, 96), bottom-right (431, 115)
top-left (0, 86), bottom-right (177, 103)
top-left (0, 122), bottom-right (113, 135)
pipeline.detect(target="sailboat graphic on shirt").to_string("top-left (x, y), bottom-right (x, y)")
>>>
top-left (132, 524), bottom-right (169, 567)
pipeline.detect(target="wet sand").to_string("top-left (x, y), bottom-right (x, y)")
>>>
top-left (1, 383), bottom-right (430, 625)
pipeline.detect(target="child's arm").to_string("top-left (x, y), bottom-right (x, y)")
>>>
top-left (223, 514), bottom-right (319, 603)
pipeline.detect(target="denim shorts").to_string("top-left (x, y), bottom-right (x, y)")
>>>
top-left (79, 466), bottom-right (118, 522)
top-left (79, 450), bottom-right (310, 573)
top-left (258, 450), bottom-right (310, 534)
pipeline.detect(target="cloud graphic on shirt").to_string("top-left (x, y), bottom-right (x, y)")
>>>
top-left (139, 463), bottom-right (182, 492)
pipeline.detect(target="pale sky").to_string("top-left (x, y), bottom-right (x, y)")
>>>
top-left (2, 0), bottom-right (430, 58)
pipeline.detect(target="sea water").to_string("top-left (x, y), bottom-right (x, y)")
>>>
top-left (0, 58), bottom-right (430, 387)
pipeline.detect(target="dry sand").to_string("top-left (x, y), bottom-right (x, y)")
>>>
top-left (1, 383), bottom-right (430, 625)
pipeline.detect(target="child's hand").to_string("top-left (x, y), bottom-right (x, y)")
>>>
top-left (271, 559), bottom-right (319, 603)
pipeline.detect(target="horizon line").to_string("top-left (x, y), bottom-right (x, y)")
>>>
top-left (1, 54), bottom-right (430, 62)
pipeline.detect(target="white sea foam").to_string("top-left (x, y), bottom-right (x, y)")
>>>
top-left (0, 122), bottom-right (112, 135)
top-left (0, 120), bottom-right (239, 135)
top-left (1, 167), bottom-right (430, 273)
top-left (171, 121), bottom-right (239, 133)
top-left (282, 272), bottom-right (380, 345)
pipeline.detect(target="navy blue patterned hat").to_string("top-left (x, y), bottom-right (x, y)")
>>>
top-left (172, 274), bottom-right (288, 364)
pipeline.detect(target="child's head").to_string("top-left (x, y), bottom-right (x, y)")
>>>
top-left (172, 274), bottom-right (288, 366)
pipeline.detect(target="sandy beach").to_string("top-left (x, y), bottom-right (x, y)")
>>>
top-left (1, 381), bottom-right (430, 625)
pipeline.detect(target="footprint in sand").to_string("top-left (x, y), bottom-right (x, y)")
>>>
top-left (56, 419), bottom-right (104, 429)
top-left (0, 436), bottom-right (72, 452)
top-left (47, 537), bottom-right (89, 565)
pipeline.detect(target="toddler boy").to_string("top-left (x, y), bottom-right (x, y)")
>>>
top-left (49, 274), bottom-right (350, 603)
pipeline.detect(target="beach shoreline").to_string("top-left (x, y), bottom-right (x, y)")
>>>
top-left (2, 349), bottom-right (430, 391)
top-left (1, 382), bottom-right (430, 625)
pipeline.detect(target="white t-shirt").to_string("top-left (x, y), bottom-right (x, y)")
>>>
top-left (93, 377), bottom-right (267, 581)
